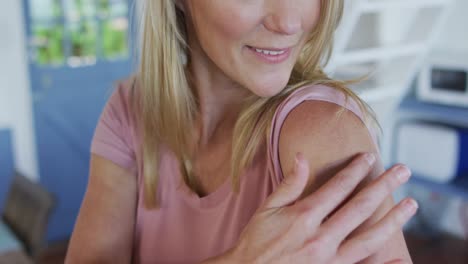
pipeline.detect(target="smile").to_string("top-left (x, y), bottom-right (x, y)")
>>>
top-left (253, 48), bottom-right (286, 56)
top-left (246, 46), bottom-right (292, 64)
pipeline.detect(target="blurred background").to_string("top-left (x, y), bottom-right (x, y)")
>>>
top-left (0, 0), bottom-right (467, 263)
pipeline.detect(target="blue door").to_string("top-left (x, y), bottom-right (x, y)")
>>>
top-left (0, 130), bottom-right (14, 214)
top-left (23, 0), bottom-right (133, 242)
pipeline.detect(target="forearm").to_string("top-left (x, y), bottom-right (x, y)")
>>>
top-left (65, 252), bottom-right (129, 264)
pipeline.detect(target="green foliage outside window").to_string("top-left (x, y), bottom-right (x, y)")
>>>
top-left (98, 0), bottom-right (110, 17)
top-left (31, 0), bottom-right (128, 66)
top-left (33, 26), bottom-right (65, 65)
top-left (102, 19), bottom-right (128, 59)
top-left (52, 0), bottom-right (62, 18)
top-left (70, 22), bottom-right (97, 58)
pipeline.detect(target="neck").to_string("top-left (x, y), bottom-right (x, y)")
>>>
top-left (188, 47), bottom-right (251, 147)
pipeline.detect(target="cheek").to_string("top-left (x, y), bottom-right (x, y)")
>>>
top-left (189, 0), bottom-right (322, 98)
top-left (305, 1), bottom-right (322, 32)
top-left (195, 4), bottom-right (253, 50)
top-left (217, 10), bottom-right (252, 39)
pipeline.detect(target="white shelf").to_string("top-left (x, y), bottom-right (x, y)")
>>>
top-left (358, 85), bottom-right (404, 102)
top-left (334, 43), bottom-right (426, 65)
top-left (330, 0), bottom-right (456, 167)
top-left (360, 0), bottom-right (450, 12)
top-left (329, 0), bottom-right (455, 102)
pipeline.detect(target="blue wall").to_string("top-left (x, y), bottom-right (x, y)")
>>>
top-left (0, 129), bottom-right (14, 214)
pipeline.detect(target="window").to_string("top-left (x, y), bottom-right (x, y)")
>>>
top-left (28, 0), bottom-right (129, 67)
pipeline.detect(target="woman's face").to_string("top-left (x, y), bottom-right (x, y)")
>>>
top-left (183, 0), bottom-right (321, 97)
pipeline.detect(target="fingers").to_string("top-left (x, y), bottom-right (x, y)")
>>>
top-left (264, 153), bottom-right (310, 209)
top-left (334, 198), bottom-right (418, 263)
top-left (321, 164), bottom-right (412, 242)
top-left (295, 153), bottom-right (376, 224)
top-left (385, 260), bottom-right (409, 264)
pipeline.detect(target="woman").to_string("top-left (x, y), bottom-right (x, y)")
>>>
top-left (66, 0), bottom-right (417, 263)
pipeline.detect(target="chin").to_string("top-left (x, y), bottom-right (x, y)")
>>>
top-left (248, 76), bottom-right (290, 98)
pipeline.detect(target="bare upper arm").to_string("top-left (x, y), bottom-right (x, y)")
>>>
top-left (65, 154), bottom-right (137, 264)
top-left (278, 100), bottom-right (411, 263)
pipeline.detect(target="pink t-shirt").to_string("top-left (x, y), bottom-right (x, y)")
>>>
top-left (90, 79), bottom-right (379, 264)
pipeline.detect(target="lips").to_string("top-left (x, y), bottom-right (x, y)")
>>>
top-left (247, 45), bottom-right (290, 53)
top-left (246, 45), bottom-right (292, 64)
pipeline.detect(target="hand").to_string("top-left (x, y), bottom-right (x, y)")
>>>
top-left (227, 153), bottom-right (416, 264)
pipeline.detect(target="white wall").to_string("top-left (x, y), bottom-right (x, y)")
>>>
top-left (357, 0), bottom-right (468, 239)
top-left (434, 0), bottom-right (468, 53)
top-left (431, 0), bottom-right (468, 238)
top-left (0, 0), bottom-right (38, 180)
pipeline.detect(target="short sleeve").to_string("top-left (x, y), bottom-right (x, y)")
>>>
top-left (267, 84), bottom-right (381, 185)
top-left (91, 81), bottom-right (136, 171)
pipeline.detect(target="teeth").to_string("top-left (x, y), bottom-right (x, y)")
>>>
top-left (254, 48), bottom-right (285, 56)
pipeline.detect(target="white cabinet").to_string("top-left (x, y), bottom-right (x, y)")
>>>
top-left (329, 0), bottom-right (456, 165)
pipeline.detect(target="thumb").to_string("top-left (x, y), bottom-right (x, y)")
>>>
top-left (265, 153), bottom-right (309, 209)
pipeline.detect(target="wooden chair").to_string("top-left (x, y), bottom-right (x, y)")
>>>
top-left (1, 172), bottom-right (55, 260)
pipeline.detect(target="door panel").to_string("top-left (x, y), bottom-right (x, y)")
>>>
top-left (0, 130), bottom-right (14, 214)
top-left (23, 0), bottom-right (133, 242)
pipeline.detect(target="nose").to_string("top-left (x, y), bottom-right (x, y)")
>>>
top-left (263, 1), bottom-right (302, 35)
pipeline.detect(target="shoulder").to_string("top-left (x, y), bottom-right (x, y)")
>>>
top-left (276, 85), bottom-right (411, 261)
top-left (90, 76), bottom-right (139, 172)
top-left (276, 84), bottom-right (381, 190)
top-left (93, 76), bottom-right (138, 147)
top-left (102, 76), bottom-right (139, 125)
top-left (107, 76), bottom-right (137, 108)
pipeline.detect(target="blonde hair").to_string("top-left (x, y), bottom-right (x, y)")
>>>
top-left (133, 0), bottom-right (379, 208)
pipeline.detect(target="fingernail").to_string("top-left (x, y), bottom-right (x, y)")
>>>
top-left (395, 165), bottom-right (411, 183)
top-left (295, 152), bottom-right (304, 165)
top-left (404, 199), bottom-right (418, 216)
top-left (295, 152), bottom-right (303, 172)
top-left (363, 153), bottom-right (375, 165)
